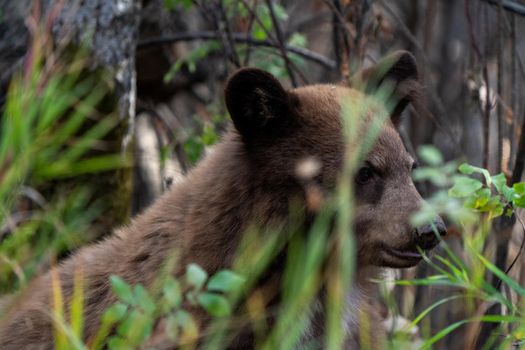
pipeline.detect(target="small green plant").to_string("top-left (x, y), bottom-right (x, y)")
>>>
top-left (164, 42), bottom-right (220, 83)
top-left (0, 35), bottom-right (126, 292)
top-left (183, 122), bottom-right (220, 165)
top-left (88, 264), bottom-right (245, 349)
top-left (386, 146), bottom-right (525, 349)
top-left (164, 0), bottom-right (193, 11)
top-left (451, 163), bottom-right (525, 217)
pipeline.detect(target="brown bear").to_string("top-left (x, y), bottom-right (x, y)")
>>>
top-left (0, 50), bottom-right (446, 349)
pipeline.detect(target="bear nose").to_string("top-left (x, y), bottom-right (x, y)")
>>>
top-left (417, 216), bottom-right (447, 237)
top-left (415, 217), bottom-right (447, 250)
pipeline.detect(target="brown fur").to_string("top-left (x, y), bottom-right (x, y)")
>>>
top-left (0, 51), bottom-right (445, 349)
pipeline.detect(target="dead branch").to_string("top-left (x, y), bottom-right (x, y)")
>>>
top-left (512, 110), bottom-right (525, 184)
top-left (137, 31), bottom-right (337, 70)
top-left (242, 0), bottom-right (259, 66)
top-left (377, 0), bottom-right (458, 148)
top-left (264, 0), bottom-right (297, 86)
top-left (216, 1), bottom-right (241, 68)
top-left (481, 0), bottom-right (525, 16)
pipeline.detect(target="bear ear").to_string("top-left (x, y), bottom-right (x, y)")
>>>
top-left (351, 50), bottom-right (420, 127)
top-left (225, 68), bottom-right (291, 138)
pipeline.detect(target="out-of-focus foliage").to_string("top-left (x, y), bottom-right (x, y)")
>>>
top-left (0, 26), bottom-right (127, 292)
top-left (1, 0), bottom-right (525, 349)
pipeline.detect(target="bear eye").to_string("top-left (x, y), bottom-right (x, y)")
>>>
top-left (356, 166), bottom-right (374, 185)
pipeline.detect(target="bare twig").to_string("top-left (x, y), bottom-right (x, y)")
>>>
top-left (286, 11), bottom-right (332, 36)
top-left (512, 109), bottom-right (525, 184)
top-left (237, 0), bottom-right (309, 83)
top-left (217, 1), bottom-right (241, 68)
top-left (137, 31), bottom-right (337, 70)
top-left (481, 0), bottom-right (525, 16)
top-left (465, 0), bottom-right (491, 170)
top-left (497, 214), bottom-right (525, 291)
top-left (327, 0), bottom-right (343, 70)
top-left (205, 0), bottom-right (241, 69)
top-left (499, 5), bottom-right (525, 83)
top-left (483, 4), bottom-right (492, 171)
top-left (497, 0), bottom-right (504, 172)
top-left (377, 0), bottom-right (458, 147)
top-left (264, 0), bottom-right (297, 87)
top-left (510, 13), bottom-right (518, 164)
top-left (323, 0), bottom-right (352, 77)
top-left (242, 0), bottom-right (259, 66)
top-left (480, 75), bottom-right (525, 350)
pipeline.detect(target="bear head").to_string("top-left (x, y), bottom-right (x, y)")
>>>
top-left (224, 51), bottom-right (446, 269)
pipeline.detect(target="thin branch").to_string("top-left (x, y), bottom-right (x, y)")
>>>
top-left (238, 0), bottom-right (309, 83)
top-left (465, 0), bottom-right (492, 170)
top-left (481, 0), bottom-right (525, 16)
top-left (137, 31), bottom-right (337, 70)
top-left (497, 0), bottom-right (504, 173)
top-left (264, 0), bottom-right (297, 87)
top-left (497, 213), bottom-right (525, 290)
top-left (498, 3), bottom-right (525, 82)
top-left (512, 109), bottom-right (525, 184)
top-left (323, 0), bottom-right (352, 77)
top-left (204, 0), bottom-right (240, 69)
top-left (216, 0), bottom-right (241, 68)
top-left (377, 0), bottom-right (458, 148)
top-left (242, 0), bottom-right (259, 66)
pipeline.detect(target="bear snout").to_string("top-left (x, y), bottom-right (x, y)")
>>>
top-left (414, 217), bottom-right (447, 250)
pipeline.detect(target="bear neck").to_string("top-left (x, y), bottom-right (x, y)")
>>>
top-left (148, 132), bottom-right (297, 273)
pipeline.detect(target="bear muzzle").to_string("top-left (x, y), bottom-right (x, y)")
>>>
top-left (414, 216), bottom-right (447, 251)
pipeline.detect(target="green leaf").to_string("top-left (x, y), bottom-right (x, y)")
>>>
top-left (458, 163), bottom-right (476, 175)
top-left (477, 253), bottom-right (525, 296)
top-left (116, 309), bottom-right (140, 336)
top-left (412, 167), bottom-right (448, 186)
top-left (133, 285), bottom-right (156, 314)
top-left (197, 292), bottom-right (232, 317)
top-left (289, 33), bottom-right (307, 47)
top-left (108, 336), bottom-right (132, 350)
top-left (515, 196), bottom-right (525, 208)
top-left (165, 314), bottom-right (179, 341)
top-left (126, 311), bottom-right (154, 345)
top-left (164, 0), bottom-right (192, 10)
top-left (514, 182), bottom-right (525, 195)
top-left (174, 309), bottom-right (192, 326)
top-left (458, 163), bottom-right (492, 185)
top-left (252, 27), bottom-right (267, 40)
top-left (410, 205), bottom-right (436, 227)
top-left (491, 173), bottom-right (507, 193)
top-left (418, 145), bottom-right (443, 166)
top-left (110, 276), bottom-right (135, 304)
top-left (164, 0), bottom-right (176, 10)
top-left (448, 176), bottom-right (483, 198)
top-left (201, 124), bottom-right (218, 146)
top-left (502, 185), bottom-right (515, 202)
top-left (164, 60), bottom-right (183, 83)
top-left (474, 196), bottom-right (504, 218)
top-left (394, 275), bottom-right (459, 287)
top-left (186, 263), bottom-right (208, 290)
top-left (102, 303), bottom-right (128, 324)
top-left (184, 138), bottom-right (205, 165)
top-left (207, 270), bottom-right (245, 293)
top-left (403, 295), bottom-right (464, 334)
top-left (421, 320), bottom-right (468, 349)
top-left (513, 183), bottom-right (525, 207)
top-left (272, 3), bottom-right (289, 21)
top-left (464, 188), bottom-right (491, 209)
top-left (163, 277), bottom-right (182, 309)
top-left (175, 310), bottom-right (199, 340)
